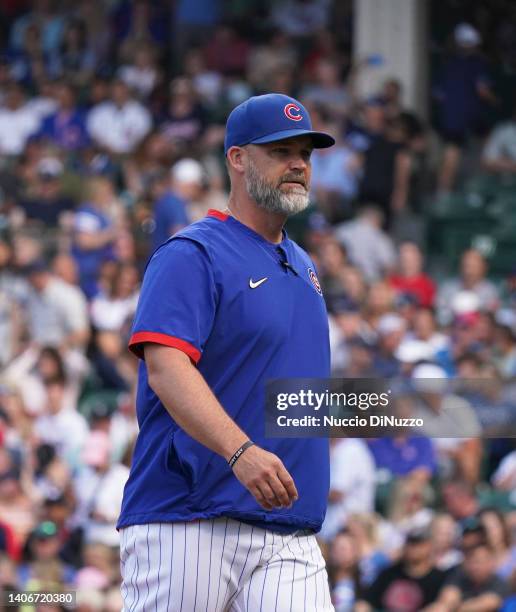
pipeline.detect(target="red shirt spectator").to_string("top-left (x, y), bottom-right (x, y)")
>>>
top-left (389, 241), bottom-right (436, 307)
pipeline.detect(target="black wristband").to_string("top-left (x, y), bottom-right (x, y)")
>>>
top-left (228, 441), bottom-right (255, 468)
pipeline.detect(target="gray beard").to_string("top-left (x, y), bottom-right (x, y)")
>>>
top-left (245, 158), bottom-right (310, 215)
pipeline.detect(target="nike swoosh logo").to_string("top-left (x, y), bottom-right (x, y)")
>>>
top-left (249, 277), bottom-right (268, 289)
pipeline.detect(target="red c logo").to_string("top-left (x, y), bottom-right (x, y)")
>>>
top-left (284, 103), bottom-right (303, 121)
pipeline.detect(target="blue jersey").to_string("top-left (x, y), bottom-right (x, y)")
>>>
top-left (117, 210), bottom-right (331, 533)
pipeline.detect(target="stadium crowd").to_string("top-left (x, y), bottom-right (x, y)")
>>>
top-left (0, 0), bottom-right (514, 610)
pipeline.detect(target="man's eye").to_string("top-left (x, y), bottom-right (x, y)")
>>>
top-left (273, 148), bottom-right (289, 155)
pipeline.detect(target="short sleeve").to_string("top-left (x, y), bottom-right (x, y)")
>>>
top-left (128, 237), bottom-right (217, 363)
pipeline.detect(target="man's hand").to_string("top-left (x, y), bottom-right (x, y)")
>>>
top-left (230, 444), bottom-right (298, 511)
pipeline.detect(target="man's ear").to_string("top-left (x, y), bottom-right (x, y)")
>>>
top-left (226, 146), bottom-right (246, 173)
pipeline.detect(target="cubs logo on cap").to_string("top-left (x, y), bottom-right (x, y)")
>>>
top-left (224, 93), bottom-right (335, 153)
top-left (284, 103), bottom-right (303, 122)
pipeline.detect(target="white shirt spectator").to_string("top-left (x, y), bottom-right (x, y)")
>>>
top-left (34, 408), bottom-right (89, 467)
top-left (335, 215), bottom-right (397, 282)
top-left (26, 277), bottom-right (89, 347)
top-left (0, 104), bottom-right (41, 154)
top-left (412, 394), bottom-right (481, 452)
top-left (492, 450), bottom-right (516, 490)
top-left (320, 438), bottom-right (376, 541)
top-left (87, 100), bottom-right (151, 154)
top-left (74, 463), bottom-right (130, 547)
top-left (483, 121), bottom-right (516, 164)
top-left (90, 292), bottom-right (139, 332)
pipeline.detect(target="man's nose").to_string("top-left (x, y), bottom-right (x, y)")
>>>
top-left (288, 156), bottom-right (308, 172)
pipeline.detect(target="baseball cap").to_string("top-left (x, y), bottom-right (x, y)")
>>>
top-left (406, 525), bottom-right (432, 544)
top-left (224, 93), bottom-right (335, 154)
top-left (33, 520), bottom-right (58, 539)
top-left (171, 158), bottom-right (204, 185)
top-left (454, 23), bottom-right (481, 48)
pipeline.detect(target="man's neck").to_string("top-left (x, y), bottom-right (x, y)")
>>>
top-left (226, 194), bottom-right (286, 244)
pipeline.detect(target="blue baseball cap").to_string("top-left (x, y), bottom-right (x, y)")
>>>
top-left (224, 93), bottom-right (335, 153)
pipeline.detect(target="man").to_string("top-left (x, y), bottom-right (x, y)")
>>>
top-left (437, 249), bottom-right (499, 325)
top-left (411, 364), bottom-right (482, 485)
top-left (355, 527), bottom-right (447, 612)
top-left (150, 158), bottom-right (199, 250)
top-left (319, 438), bottom-right (375, 542)
top-left (118, 94), bottom-right (336, 611)
top-left (86, 79), bottom-right (152, 154)
top-left (24, 260), bottom-right (90, 352)
top-left (431, 542), bottom-right (508, 611)
top-left (335, 206), bottom-right (397, 282)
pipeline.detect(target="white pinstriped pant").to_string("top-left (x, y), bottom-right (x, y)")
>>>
top-left (120, 517), bottom-right (334, 611)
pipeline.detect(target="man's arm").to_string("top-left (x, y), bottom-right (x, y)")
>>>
top-left (429, 584), bottom-right (462, 611)
top-left (458, 593), bottom-right (503, 612)
top-left (145, 343), bottom-right (298, 511)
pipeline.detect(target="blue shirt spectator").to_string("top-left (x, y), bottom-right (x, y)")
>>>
top-left (152, 191), bottom-right (190, 251)
top-left (368, 436), bottom-right (437, 477)
top-left (37, 82), bottom-right (89, 151)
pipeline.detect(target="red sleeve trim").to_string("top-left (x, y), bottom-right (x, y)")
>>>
top-left (129, 332), bottom-right (201, 363)
top-left (207, 209), bottom-right (229, 221)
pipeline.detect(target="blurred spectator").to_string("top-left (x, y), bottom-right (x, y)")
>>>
top-left (301, 58), bottom-right (350, 119)
top-left (90, 262), bottom-right (139, 333)
top-left (434, 542), bottom-right (509, 611)
top-left (0, 83), bottom-right (41, 156)
top-left (412, 364), bottom-right (482, 484)
top-left (335, 206), bottom-right (396, 282)
top-left (9, 0), bottom-right (65, 55)
top-left (347, 514), bottom-right (390, 587)
top-left (118, 42), bottom-right (160, 101)
top-left (355, 527), bottom-right (447, 612)
top-left (441, 482), bottom-right (481, 527)
top-left (492, 449), bottom-right (516, 491)
top-left (19, 156), bottom-right (74, 227)
top-left (34, 376), bottom-right (88, 469)
top-left (437, 249), bottom-right (500, 325)
top-left (433, 23), bottom-right (497, 192)
top-left (351, 99), bottom-right (413, 222)
top-left (311, 119), bottom-right (362, 222)
top-left (389, 242), bottom-right (436, 308)
top-left (73, 430), bottom-right (129, 547)
top-left (52, 19), bottom-right (96, 86)
top-left (23, 260), bottom-right (90, 352)
top-left (368, 432), bottom-right (436, 483)
top-left (372, 312), bottom-right (405, 376)
top-left (36, 81), bottom-right (89, 152)
top-left (482, 102), bottom-right (516, 174)
top-left (86, 79), bottom-right (152, 155)
top-left (320, 438), bottom-right (375, 542)
top-left (328, 528), bottom-right (360, 612)
top-left (0, 447), bottom-right (34, 548)
top-left (431, 512), bottom-right (463, 572)
top-left (203, 24), bottom-right (249, 76)
top-left (271, 0), bottom-right (331, 38)
top-left (158, 77), bottom-right (207, 158)
top-left (150, 159), bottom-right (198, 250)
top-left (71, 177), bottom-right (119, 299)
top-left (3, 344), bottom-right (85, 417)
top-left (493, 324), bottom-right (516, 378)
top-left (247, 30), bottom-right (297, 92)
top-left (478, 508), bottom-right (516, 580)
top-left (18, 520), bottom-right (76, 589)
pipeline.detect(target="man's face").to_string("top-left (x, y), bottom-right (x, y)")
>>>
top-left (464, 546), bottom-right (495, 584)
top-left (243, 136), bottom-right (313, 215)
top-left (404, 539), bottom-right (432, 565)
